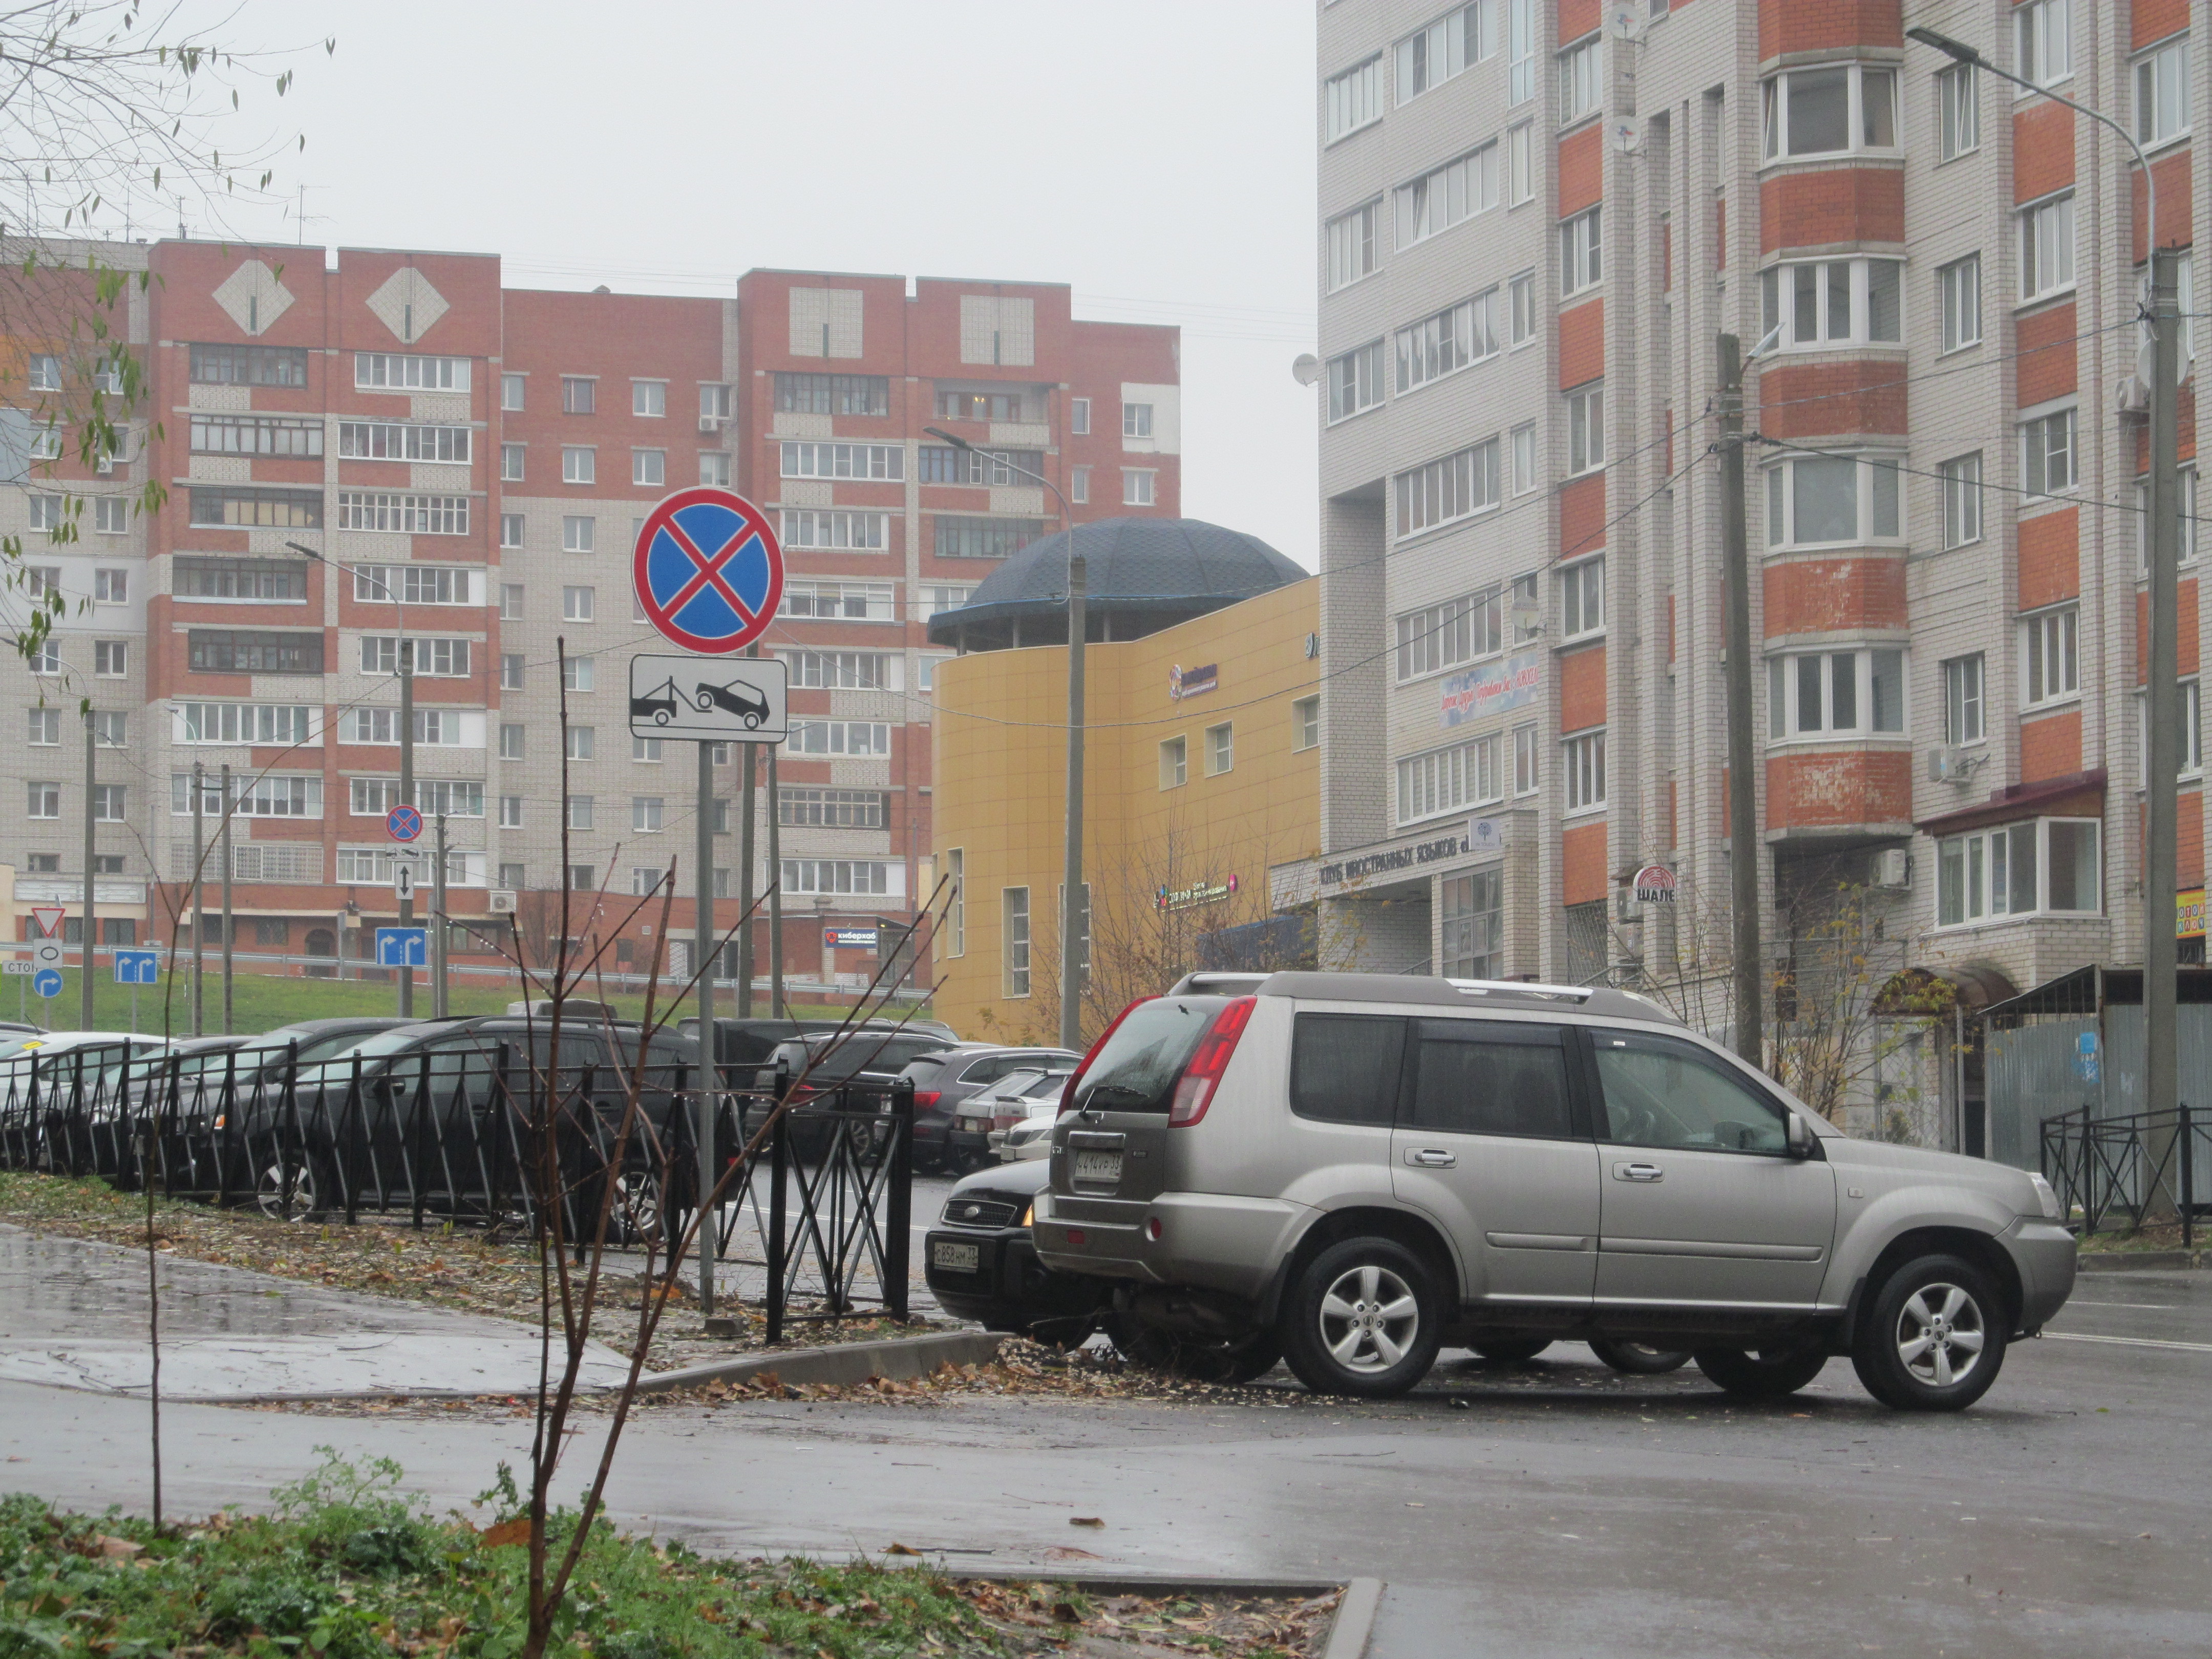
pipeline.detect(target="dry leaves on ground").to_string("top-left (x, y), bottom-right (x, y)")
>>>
top-left (955, 1578), bottom-right (1342, 1657)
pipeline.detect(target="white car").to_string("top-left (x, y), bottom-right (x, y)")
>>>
top-left (941, 1065), bottom-right (1071, 1170)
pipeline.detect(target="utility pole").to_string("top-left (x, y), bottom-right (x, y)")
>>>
top-left (2144, 245), bottom-right (2184, 1216)
top-left (432, 813), bottom-right (449, 1019)
top-left (1717, 332), bottom-right (1763, 1068)
top-left (189, 761), bottom-right (205, 1038)
top-left (695, 735), bottom-right (716, 1316)
top-left (1059, 554), bottom-right (1088, 1051)
top-left (79, 715), bottom-right (95, 1030)
top-left (219, 762), bottom-right (233, 1035)
top-left (397, 639), bottom-right (415, 1018)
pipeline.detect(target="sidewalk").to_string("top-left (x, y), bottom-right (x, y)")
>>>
top-left (0, 1223), bottom-right (631, 1399)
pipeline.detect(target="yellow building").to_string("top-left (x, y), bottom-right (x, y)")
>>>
top-left (929, 518), bottom-right (1320, 1045)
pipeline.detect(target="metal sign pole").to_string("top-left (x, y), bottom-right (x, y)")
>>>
top-left (190, 760), bottom-right (205, 1038)
top-left (219, 762), bottom-right (234, 1036)
top-left (433, 813), bottom-right (449, 1019)
top-left (695, 736), bottom-right (715, 1316)
top-left (80, 714), bottom-right (95, 1030)
top-left (397, 641), bottom-right (415, 1018)
top-left (767, 746), bottom-right (784, 1018)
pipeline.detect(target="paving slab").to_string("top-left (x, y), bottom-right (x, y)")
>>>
top-left (0, 1224), bottom-right (630, 1399)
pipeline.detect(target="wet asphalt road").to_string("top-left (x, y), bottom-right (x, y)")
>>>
top-left (3, 1259), bottom-right (2207, 1655)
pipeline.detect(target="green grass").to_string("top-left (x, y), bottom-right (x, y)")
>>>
top-left (19, 969), bottom-right (910, 1040)
top-left (0, 1451), bottom-right (1029, 1658)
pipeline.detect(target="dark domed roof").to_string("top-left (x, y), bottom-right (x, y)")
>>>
top-left (927, 517), bottom-right (1305, 645)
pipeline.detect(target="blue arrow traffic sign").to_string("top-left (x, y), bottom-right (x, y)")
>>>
top-left (387, 804), bottom-right (424, 843)
top-left (31, 969), bottom-right (62, 999)
top-left (375, 927), bottom-right (428, 967)
top-left (632, 486), bottom-right (783, 654)
top-left (113, 949), bottom-right (160, 986)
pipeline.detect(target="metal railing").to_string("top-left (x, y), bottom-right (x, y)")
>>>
top-left (0, 1041), bottom-right (913, 1335)
top-left (2040, 1102), bottom-right (2206, 1247)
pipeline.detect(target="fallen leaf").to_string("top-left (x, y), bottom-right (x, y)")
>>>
top-left (1052, 1601), bottom-right (1082, 1623)
top-left (1044, 1546), bottom-right (1103, 1562)
top-left (1070, 1516), bottom-right (1105, 1528)
top-left (884, 1542), bottom-right (923, 1556)
top-left (94, 1535), bottom-right (142, 1559)
top-left (480, 1517), bottom-right (532, 1548)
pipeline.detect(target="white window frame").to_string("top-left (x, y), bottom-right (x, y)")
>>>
top-left (1326, 52), bottom-right (1384, 143)
top-left (1071, 397), bottom-right (1091, 435)
top-left (1395, 3), bottom-right (1496, 105)
top-left (1944, 653), bottom-right (1986, 746)
top-left (1566, 382), bottom-right (1605, 475)
top-left (562, 445), bottom-right (595, 485)
top-left (1562, 729), bottom-right (1607, 814)
top-left (563, 585), bottom-right (595, 622)
top-left (1513, 722), bottom-right (1540, 795)
top-left (500, 513), bottom-right (524, 550)
top-left (779, 441), bottom-right (904, 481)
top-left (1560, 206), bottom-right (1603, 295)
top-left (1206, 722), bottom-right (1235, 776)
top-left (2019, 193), bottom-right (2076, 301)
top-left (1328, 339), bottom-right (1387, 422)
top-left (1509, 422), bottom-right (1538, 495)
top-left (2022, 604), bottom-right (2080, 708)
top-left (1160, 735), bottom-right (1187, 790)
top-left (1761, 63), bottom-right (1899, 161)
top-left (1395, 588), bottom-right (1503, 683)
top-left (2136, 679), bottom-right (2205, 782)
top-left (631, 379), bottom-right (666, 418)
top-left (699, 452), bottom-right (731, 487)
top-left (1070, 466), bottom-right (1089, 504)
top-left (1940, 452), bottom-right (1984, 549)
top-left (1506, 0), bottom-right (1536, 103)
top-left (501, 373), bottom-right (525, 411)
top-left (1394, 438), bottom-right (1501, 540)
top-left (1558, 36), bottom-right (1603, 126)
top-left (2020, 403), bottom-right (2077, 499)
top-left (1394, 290), bottom-right (1499, 395)
top-left (1765, 648), bottom-right (1907, 740)
top-left (1394, 141), bottom-right (1499, 250)
top-left (1759, 257), bottom-right (1904, 350)
top-left (2014, 0), bottom-right (2072, 92)
top-left (1396, 734), bottom-right (1502, 826)
top-left (1003, 886), bottom-right (1031, 998)
top-left (1508, 121), bottom-right (1534, 206)
top-left (1938, 61), bottom-right (1980, 161)
top-left (1294, 696), bottom-right (1321, 752)
top-left (1327, 199), bottom-right (1382, 291)
top-left (562, 514), bottom-right (596, 554)
top-left (1122, 469), bottom-right (1156, 507)
top-left (632, 448), bottom-right (666, 487)
top-left (1763, 452), bottom-right (1904, 548)
top-left (1937, 817), bottom-right (2100, 927)
top-left (1122, 401), bottom-right (1154, 439)
top-left (1938, 254), bottom-right (1982, 353)
top-left (1507, 270), bottom-right (1536, 346)
top-left (1560, 555), bottom-right (1605, 641)
top-left (2135, 463), bottom-right (2200, 569)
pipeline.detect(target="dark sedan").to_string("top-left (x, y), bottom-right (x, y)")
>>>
top-left (924, 1157), bottom-right (1110, 1339)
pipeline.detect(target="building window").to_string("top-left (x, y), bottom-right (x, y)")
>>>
top-left (786, 509), bottom-right (891, 551)
top-left (1944, 653), bottom-right (1986, 746)
top-left (1767, 648), bottom-right (1906, 738)
top-left (499, 512), bottom-right (524, 550)
top-left (1507, 270), bottom-right (1535, 345)
top-left (1327, 199), bottom-right (1381, 291)
top-left (1559, 206), bottom-right (1602, 294)
top-left (189, 343), bottom-right (308, 387)
top-left (1761, 64), bottom-right (1897, 160)
top-left (1122, 470), bottom-right (1156, 507)
top-left (1939, 453), bottom-right (1984, 548)
top-left (1070, 397), bottom-right (1091, 435)
top-left (783, 649), bottom-right (894, 690)
top-left (923, 584), bottom-right (975, 620)
top-left (1508, 120), bottom-right (1534, 206)
top-left (1395, 438), bottom-right (1500, 539)
top-left (1160, 735), bottom-right (1187, 790)
top-left (1002, 888), bottom-right (1031, 997)
top-left (786, 720), bottom-right (891, 755)
top-left (565, 864), bottom-right (597, 891)
top-left (632, 796), bottom-right (664, 832)
top-left (1764, 453), bottom-right (1903, 546)
top-left (1440, 868), bottom-right (1503, 979)
top-left (188, 486), bottom-right (323, 529)
top-left (1396, 589), bottom-right (1502, 682)
top-left (561, 515), bottom-right (595, 554)
top-left (500, 583), bottom-right (524, 622)
top-left (1938, 256), bottom-right (1982, 352)
top-left (561, 655), bottom-right (595, 693)
top-left (2137, 680), bottom-right (2206, 780)
top-left (918, 444), bottom-right (1042, 486)
top-left (1558, 36), bottom-right (1602, 125)
top-left (561, 445), bottom-right (595, 485)
top-left (1326, 52), bottom-right (1384, 142)
top-left (700, 384), bottom-right (733, 423)
top-left (2138, 34), bottom-right (2192, 145)
top-left (2136, 465), bottom-right (2200, 569)
top-left (2020, 194), bottom-right (2075, 300)
top-left (633, 735), bottom-right (662, 762)
top-left (1938, 61), bottom-right (1980, 160)
top-left (778, 788), bottom-right (888, 828)
top-left (1395, 291), bottom-right (1498, 393)
top-left (87, 639), bottom-right (125, 677)
top-left (783, 440), bottom-right (904, 481)
top-left (1509, 422), bottom-right (1538, 495)
top-left (1328, 340), bottom-right (1386, 421)
top-left (2023, 605), bottom-right (2080, 706)
top-left (1563, 729), bottom-right (1607, 813)
top-left (1513, 723), bottom-right (1540, 795)
top-left (563, 585), bottom-right (595, 622)
top-left (335, 492), bottom-right (467, 535)
top-left (1938, 818), bottom-right (2099, 925)
top-left (2015, 0), bottom-right (2072, 90)
top-left (355, 353), bottom-right (467, 392)
top-left (93, 499), bottom-right (129, 537)
top-left (1206, 722), bottom-right (1234, 775)
top-left (2021, 406), bottom-right (2077, 498)
top-left (93, 711), bottom-right (124, 748)
top-left (26, 353), bottom-right (60, 391)
top-left (1561, 556), bottom-right (1604, 640)
top-left (632, 379), bottom-right (666, 418)
top-left (187, 630), bottom-right (322, 674)
top-left (1395, 141), bottom-right (1498, 250)
top-left (632, 448), bottom-right (665, 487)
top-left (566, 795), bottom-right (593, 831)
top-left (781, 580), bottom-right (897, 621)
top-left (1070, 465), bottom-right (1090, 503)
top-left (338, 420), bottom-right (470, 463)
top-left (1122, 401), bottom-right (1156, 441)
top-left (1397, 4), bottom-right (1495, 104)
top-left (501, 373), bottom-right (524, 411)
top-left (774, 372), bottom-right (888, 416)
top-left (499, 652), bottom-right (524, 692)
top-left (26, 638), bottom-right (59, 674)
top-left (1397, 735), bottom-right (1500, 824)
top-left (1295, 695), bottom-right (1321, 751)
top-left (1567, 382), bottom-right (1604, 474)
top-left (27, 709), bottom-right (58, 746)
top-left (1759, 258), bottom-right (1903, 348)
top-left (699, 452), bottom-right (731, 487)
top-left (1506, 0), bottom-right (1535, 102)
top-left (561, 376), bottom-right (595, 415)
top-left (27, 782), bottom-right (59, 819)
top-left (192, 414), bottom-right (323, 457)
top-left (499, 442), bottom-right (525, 482)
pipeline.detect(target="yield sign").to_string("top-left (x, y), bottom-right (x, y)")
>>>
top-left (632, 485), bottom-right (782, 655)
top-left (29, 906), bottom-right (64, 939)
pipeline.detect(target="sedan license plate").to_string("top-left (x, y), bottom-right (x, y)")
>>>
top-left (931, 1240), bottom-right (981, 1274)
top-left (1072, 1148), bottom-right (1123, 1185)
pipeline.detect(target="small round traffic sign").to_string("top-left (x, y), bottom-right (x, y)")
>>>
top-left (31, 969), bottom-right (61, 999)
top-left (632, 486), bottom-right (782, 655)
top-left (387, 804), bottom-right (424, 843)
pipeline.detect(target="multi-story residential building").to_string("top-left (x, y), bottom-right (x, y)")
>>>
top-left (1306, 0), bottom-right (2209, 1135)
top-left (1, 239), bottom-right (1178, 992)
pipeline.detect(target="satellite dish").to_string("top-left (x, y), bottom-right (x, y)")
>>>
top-left (1291, 353), bottom-right (1322, 387)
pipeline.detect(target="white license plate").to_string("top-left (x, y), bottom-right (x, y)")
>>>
top-left (931, 1240), bottom-right (981, 1273)
top-left (1072, 1148), bottom-right (1123, 1184)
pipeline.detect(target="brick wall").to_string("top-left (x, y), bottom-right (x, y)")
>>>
top-left (2015, 303), bottom-right (2078, 407)
top-left (1757, 359), bottom-right (1906, 440)
top-left (1559, 299), bottom-right (1605, 391)
top-left (1757, 0), bottom-right (1901, 57)
top-left (2011, 101), bottom-right (2075, 204)
top-left (1763, 556), bottom-right (1907, 633)
top-left (1560, 643), bottom-right (1607, 732)
top-left (1764, 750), bottom-right (1912, 830)
top-left (1562, 820), bottom-right (1608, 906)
top-left (2018, 508), bottom-right (2080, 609)
top-left (1760, 168), bottom-right (1903, 254)
top-left (2020, 709), bottom-right (2083, 782)
top-left (1559, 472), bottom-right (1607, 561)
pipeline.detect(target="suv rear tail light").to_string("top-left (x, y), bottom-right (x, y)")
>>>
top-left (1168, 996), bottom-right (1256, 1128)
top-left (911, 1090), bottom-right (941, 1110)
top-left (1058, 997), bottom-right (1153, 1116)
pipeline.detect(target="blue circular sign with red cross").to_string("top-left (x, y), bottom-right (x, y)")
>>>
top-left (387, 804), bottom-right (423, 843)
top-left (632, 486), bottom-right (783, 655)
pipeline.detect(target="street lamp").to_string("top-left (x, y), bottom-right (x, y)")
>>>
top-left (1905, 28), bottom-right (2184, 1202)
top-left (288, 539), bottom-right (418, 1017)
top-left (923, 426), bottom-right (1087, 1051)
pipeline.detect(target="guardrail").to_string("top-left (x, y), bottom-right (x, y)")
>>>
top-left (2040, 1103), bottom-right (2206, 1247)
top-left (0, 1041), bottom-right (913, 1334)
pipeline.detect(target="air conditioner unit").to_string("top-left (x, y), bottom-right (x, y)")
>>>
top-left (2117, 375), bottom-right (2152, 414)
top-left (488, 888), bottom-right (518, 914)
top-left (697, 414), bottom-right (724, 433)
top-left (95, 453), bottom-right (114, 475)
top-left (1875, 848), bottom-right (1912, 890)
top-left (1927, 746), bottom-right (1965, 782)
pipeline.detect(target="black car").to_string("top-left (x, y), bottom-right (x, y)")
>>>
top-left (899, 1043), bottom-right (1080, 1171)
top-left (737, 1027), bottom-right (959, 1159)
top-left (924, 1157), bottom-right (1110, 1339)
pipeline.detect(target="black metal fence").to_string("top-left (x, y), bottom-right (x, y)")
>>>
top-left (0, 1040), bottom-right (913, 1334)
top-left (2040, 1102), bottom-right (2207, 1247)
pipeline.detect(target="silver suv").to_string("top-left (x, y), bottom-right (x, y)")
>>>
top-left (1032, 972), bottom-right (2076, 1411)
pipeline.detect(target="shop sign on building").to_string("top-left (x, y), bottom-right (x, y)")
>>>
top-left (1318, 824), bottom-right (1477, 894)
top-left (1440, 649), bottom-right (1543, 728)
top-left (1157, 874), bottom-right (1239, 911)
top-left (2181, 887), bottom-right (2206, 939)
top-left (1169, 662), bottom-right (1218, 700)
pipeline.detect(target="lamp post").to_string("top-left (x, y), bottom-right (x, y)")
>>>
top-left (922, 426), bottom-right (1086, 1050)
top-left (1906, 28), bottom-right (2182, 1203)
top-left (288, 540), bottom-right (415, 1016)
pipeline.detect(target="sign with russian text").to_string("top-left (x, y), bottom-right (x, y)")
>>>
top-left (1168, 663), bottom-right (1218, 701)
top-left (1318, 828), bottom-right (1472, 893)
top-left (824, 927), bottom-right (879, 950)
top-left (1156, 874), bottom-right (1239, 911)
top-left (1441, 649), bottom-right (1543, 728)
top-left (1632, 864), bottom-right (1678, 904)
top-left (2181, 887), bottom-right (2206, 939)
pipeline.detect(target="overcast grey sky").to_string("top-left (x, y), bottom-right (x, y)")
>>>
top-left (169, 1), bottom-right (1323, 566)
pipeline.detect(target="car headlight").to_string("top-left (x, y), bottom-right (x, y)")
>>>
top-left (1018, 1201), bottom-right (1033, 1228)
top-left (2027, 1172), bottom-right (2062, 1220)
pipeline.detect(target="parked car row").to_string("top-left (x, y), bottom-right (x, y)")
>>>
top-left (928, 970), bottom-right (2078, 1412)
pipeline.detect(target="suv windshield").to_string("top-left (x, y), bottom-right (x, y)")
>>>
top-left (1069, 997), bottom-right (1226, 1114)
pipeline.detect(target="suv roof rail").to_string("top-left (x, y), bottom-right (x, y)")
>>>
top-left (1245, 971), bottom-right (1685, 1025)
top-left (1444, 977), bottom-right (1593, 1002)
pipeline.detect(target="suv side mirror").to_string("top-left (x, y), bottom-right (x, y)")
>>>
top-left (1784, 1112), bottom-right (1817, 1159)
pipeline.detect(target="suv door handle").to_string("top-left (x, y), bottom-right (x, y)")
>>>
top-left (1612, 1161), bottom-right (1664, 1182)
top-left (1406, 1148), bottom-right (1456, 1168)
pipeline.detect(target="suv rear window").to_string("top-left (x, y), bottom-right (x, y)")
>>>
top-left (1290, 1014), bottom-right (1406, 1125)
top-left (1069, 997), bottom-right (1226, 1114)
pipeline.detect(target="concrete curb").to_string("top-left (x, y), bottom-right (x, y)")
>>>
top-left (630, 1330), bottom-right (1008, 1394)
top-left (2079, 1249), bottom-right (2205, 1272)
top-left (1322, 1577), bottom-right (1382, 1659)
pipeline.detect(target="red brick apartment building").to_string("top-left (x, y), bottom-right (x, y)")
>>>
top-left (0, 240), bottom-right (1179, 993)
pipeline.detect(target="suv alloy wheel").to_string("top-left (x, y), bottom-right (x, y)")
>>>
top-left (1105, 1314), bottom-right (1282, 1385)
top-left (1692, 1344), bottom-right (1830, 1399)
top-left (255, 1151), bottom-right (329, 1222)
top-left (1850, 1252), bottom-right (2007, 1411)
top-left (1281, 1238), bottom-right (1443, 1399)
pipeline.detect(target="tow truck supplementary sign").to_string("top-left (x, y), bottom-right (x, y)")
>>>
top-left (632, 486), bottom-right (783, 655)
top-left (628, 654), bottom-right (789, 743)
